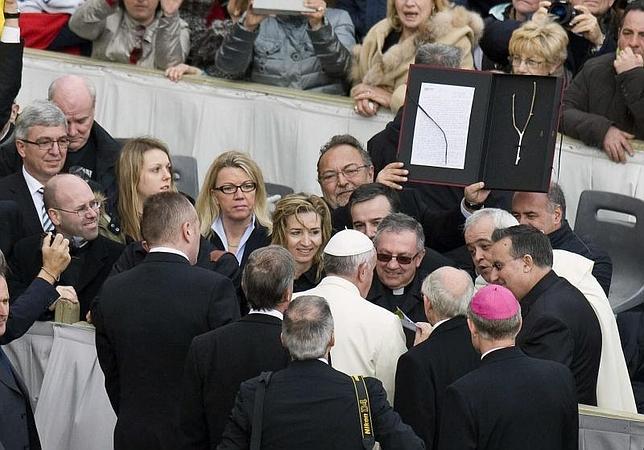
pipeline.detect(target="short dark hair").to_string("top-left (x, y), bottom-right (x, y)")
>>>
top-left (348, 183), bottom-right (401, 214)
top-left (242, 246), bottom-right (295, 309)
top-left (547, 182), bottom-right (566, 217)
top-left (491, 225), bottom-right (553, 268)
top-left (317, 134), bottom-right (372, 173)
top-left (623, 0), bottom-right (644, 26)
top-left (141, 192), bottom-right (196, 245)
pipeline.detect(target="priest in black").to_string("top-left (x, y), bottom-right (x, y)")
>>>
top-left (437, 284), bottom-right (578, 450)
top-left (179, 246), bottom-right (292, 449)
top-left (8, 174), bottom-right (123, 320)
top-left (395, 267), bottom-right (480, 450)
top-left (218, 295), bottom-right (424, 450)
top-left (489, 225), bottom-right (602, 405)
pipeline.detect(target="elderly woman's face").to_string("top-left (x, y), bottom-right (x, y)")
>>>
top-left (395, 0), bottom-right (435, 33)
top-left (510, 54), bottom-right (555, 75)
top-left (212, 167), bottom-right (256, 223)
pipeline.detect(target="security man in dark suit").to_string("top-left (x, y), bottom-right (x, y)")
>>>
top-left (179, 245), bottom-right (293, 449)
top-left (488, 224), bottom-right (602, 406)
top-left (8, 174), bottom-right (124, 320)
top-left (218, 295), bottom-right (425, 450)
top-left (394, 267), bottom-right (480, 449)
top-left (93, 192), bottom-right (240, 450)
top-left (0, 0), bottom-right (22, 146)
top-left (438, 284), bottom-right (578, 450)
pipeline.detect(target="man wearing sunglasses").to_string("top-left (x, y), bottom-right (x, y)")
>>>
top-left (8, 174), bottom-right (124, 321)
top-left (0, 100), bottom-right (68, 241)
top-left (366, 213), bottom-right (455, 347)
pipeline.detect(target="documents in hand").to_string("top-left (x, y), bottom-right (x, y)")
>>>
top-left (394, 307), bottom-right (418, 332)
top-left (398, 66), bottom-right (564, 192)
top-left (252, 0), bottom-right (316, 14)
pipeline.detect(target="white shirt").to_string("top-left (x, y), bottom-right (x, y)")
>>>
top-left (248, 308), bottom-right (283, 320)
top-left (22, 167), bottom-right (47, 229)
top-left (148, 246), bottom-right (190, 262)
top-left (211, 215), bottom-right (256, 264)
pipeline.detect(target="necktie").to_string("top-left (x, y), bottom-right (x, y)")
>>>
top-left (38, 187), bottom-right (54, 232)
top-left (129, 25), bottom-right (146, 64)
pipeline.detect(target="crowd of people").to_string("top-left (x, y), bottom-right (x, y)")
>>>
top-left (0, 0), bottom-right (644, 448)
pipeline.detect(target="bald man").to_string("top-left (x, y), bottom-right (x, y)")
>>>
top-left (8, 174), bottom-right (124, 320)
top-left (394, 267), bottom-right (480, 450)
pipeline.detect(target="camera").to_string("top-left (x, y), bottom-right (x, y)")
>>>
top-left (547, 1), bottom-right (579, 28)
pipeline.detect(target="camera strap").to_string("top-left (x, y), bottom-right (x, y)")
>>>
top-left (351, 375), bottom-right (376, 450)
top-left (250, 371), bottom-right (273, 450)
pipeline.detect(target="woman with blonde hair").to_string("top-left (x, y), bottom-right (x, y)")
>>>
top-left (195, 151), bottom-right (271, 270)
top-left (116, 137), bottom-right (174, 242)
top-left (508, 18), bottom-right (569, 77)
top-left (271, 194), bottom-right (332, 292)
top-left (351, 0), bottom-right (484, 116)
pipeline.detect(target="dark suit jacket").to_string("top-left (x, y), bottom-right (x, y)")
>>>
top-left (179, 313), bottom-right (290, 449)
top-left (394, 316), bottom-right (480, 449)
top-left (1, 278), bottom-right (59, 345)
top-left (0, 41), bottom-right (22, 131)
top-left (0, 199), bottom-right (23, 258)
top-left (218, 359), bottom-right (425, 450)
top-left (437, 347), bottom-right (578, 450)
top-left (0, 172), bottom-right (43, 239)
top-left (549, 219), bottom-right (613, 296)
top-left (517, 270), bottom-right (602, 406)
top-left (9, 234), bottom-right (124, 319)
top-left (93, 252), bottom-right (240, 450)
top-left (0, 348), bottom-right (41, 450)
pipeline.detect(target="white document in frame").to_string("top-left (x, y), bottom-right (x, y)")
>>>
top-left (410, 83), bottom-right (475, 170)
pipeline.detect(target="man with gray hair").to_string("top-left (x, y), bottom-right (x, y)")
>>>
top-left (294, 229), bottom-right (406, 402)
top-left (94, 191), bottom-right (239, 449)
top-left (179, 246), bottom-right (293, 448)
top-left (0, 100), bottom-right (68, 238)
top-left (438, 284), bottom-right (578, 450)
top-left (394, 266), bottom-right (480, 450)
top-left (219, 295), bottom-right (424, 450)
top-left (368, 213), bottom-right (454, 346)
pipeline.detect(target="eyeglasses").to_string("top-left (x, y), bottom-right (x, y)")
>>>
top-left (213, 182), bottom-right (257, 195)
top-left (20, 137), bottom-right (70, 151)
top-left (319, 164), bottom-right (370, 185)
top-left (509, 56), bottom-right (546, 69)
top-left (376, 252), bottom-right (420, 265)
top-left (51, 200), bottom-right (101, 217)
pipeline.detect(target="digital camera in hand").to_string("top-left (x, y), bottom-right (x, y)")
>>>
top-left (548, 1), bottom-right (579, 28)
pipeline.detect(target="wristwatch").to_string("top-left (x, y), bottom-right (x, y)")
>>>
top-left (464, 199), bottom-right (484, 211)
top-left (4, 11), bottom-right (20, 18)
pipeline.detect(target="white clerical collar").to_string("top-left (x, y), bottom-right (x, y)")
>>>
top-left (248, 308), bottom-right (283, 320)
top-left (480, 345), bottom-right (510, 360)
top-left (432, 318), bottom-right (450, 331)
top-left (317, 357), bottom-right (329, 365)
top-left (148, 246), bottom-right (190, 262)
top-left (392, 287), bottom-right (405, 295)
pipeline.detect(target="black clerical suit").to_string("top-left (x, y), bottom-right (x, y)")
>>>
top-left (218, 359), bottom-right (425, 450)
top-left (549, 219), bottom-right (612, 295)
top-left (9, 233), bottom-right (124, 320)
top-left (0, 347), bottom-right (41, 450)
top-left (179, 313), bottom-right (290, 449)
top-left (437, 346), bottom-right (578, 450)
top-left (395, 316), bottom-right (480, 450)
top-left (0, 172), bottom-right (45, 239)
top-left (93, 251), bottom-right (240, 450)
top-left (368, 249), bottom-right (454, 347)
top-left (517, 270), bottom-right (602, 406)
top-left (0, 199), bottom-right (23, 258)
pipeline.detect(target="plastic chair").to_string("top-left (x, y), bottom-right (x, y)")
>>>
top-left (574, 190), bottom-right (644, 313)
top-left (172, 155), bottom-right (199, 200)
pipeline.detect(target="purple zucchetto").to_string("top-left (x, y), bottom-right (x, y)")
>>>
top-left (470, 285), bottom-right (519, 320)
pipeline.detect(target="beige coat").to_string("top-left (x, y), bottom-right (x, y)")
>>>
top-left (351, 6), bottom-right (484, 112)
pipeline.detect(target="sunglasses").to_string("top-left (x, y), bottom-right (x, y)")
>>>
top-left (376, 252), bottom-right (419, 265)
